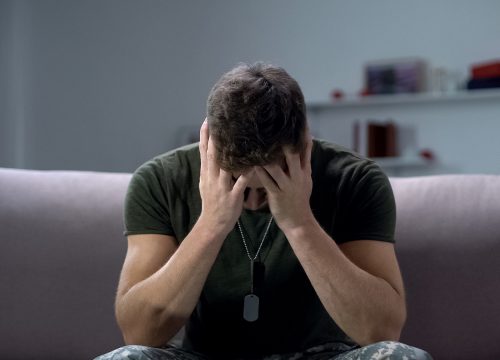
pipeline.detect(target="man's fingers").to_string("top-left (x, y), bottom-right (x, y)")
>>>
top-left (232, 169), bottom-right (253, 195)
top-left (284, 147), bottom-right (301, 179)
top-left (199, 119), bottom-right (208, 174)
top-left (302, 133), bottom-right (313, 173)
top-left (255, 166), bottom-right (280, 192)
top-left (262, 164), bottom-right (288, 189)
top-left (219, 169), bottom-right (233, 190)
top-left (207, 135), bottom-right (219, 176)
top-left (200, 118), bottom-right (222, 177)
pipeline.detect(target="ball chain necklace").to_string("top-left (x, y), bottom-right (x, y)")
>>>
top-left (237, 215), bottom-right (273, 322)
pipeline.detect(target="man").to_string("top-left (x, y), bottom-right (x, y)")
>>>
top-left (96, 63), bottom-right (432, 360)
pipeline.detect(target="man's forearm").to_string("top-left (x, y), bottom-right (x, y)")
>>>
top-left (283, 219), bottom-right (406, 346)
top-left (116, 218), bottom-right (228, 346)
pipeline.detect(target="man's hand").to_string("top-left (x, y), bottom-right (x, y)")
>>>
top-left (198, 119), bottom-right (252, 236)
top-left (255, 135), bottom-right (315, 232)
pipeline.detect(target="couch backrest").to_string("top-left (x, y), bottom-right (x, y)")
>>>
top-left (391, 175), bottom-right (500, 360)
top-left (0, 168), bottom-right (131, 359)
top-left (2, 169), bottom-right (500, 360)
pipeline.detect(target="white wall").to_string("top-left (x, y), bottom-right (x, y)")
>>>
top-left (0, 0), bottom-right (14, 167)
top-left (1, 0), bottom-right (30, 169)
top-left (2, 0), bottom-right (500, 173)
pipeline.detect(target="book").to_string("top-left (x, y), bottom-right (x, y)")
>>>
top-left (364, 58), bottom-right (428, 95)
top-left (353, 120), bottom-right (398, 158)
top-left (385, 122), bottom-right (397, 157)
top-left (368, 123), bottom-right (388, 157)
top-left (467, 76), bottom-right (500, 90)
top-left (471, 60), bottom-right (500, 79)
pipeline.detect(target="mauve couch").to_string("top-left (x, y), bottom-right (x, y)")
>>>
top-left (1, 167), bottom-right (499, 360)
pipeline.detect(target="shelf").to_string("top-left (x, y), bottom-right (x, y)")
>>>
top-left (307, 88), bottom-right (500, 111)
top-left (371, 157), bottom-right (429, 169)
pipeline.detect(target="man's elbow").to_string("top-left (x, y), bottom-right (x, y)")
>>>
top-left (362, 313), bottom-right (406, 346)
top-left (117, 310), bottom-right (186, 348)
top-left (122, 331), bottom-right (167, 348)
top-left (363, 327), bottom-right (402, 346)
top-left (119, 319), bottom-right (176, 348)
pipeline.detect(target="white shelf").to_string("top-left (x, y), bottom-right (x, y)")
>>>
top-left (307, 88), bottom-right (500, 111)
top-left (371, 157), bottom-right (429, 169)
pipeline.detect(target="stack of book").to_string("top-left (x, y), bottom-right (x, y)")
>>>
top-left (353, 120), bottom-right (397, 158)
top-left (467, 60), bottom-right (500, 90)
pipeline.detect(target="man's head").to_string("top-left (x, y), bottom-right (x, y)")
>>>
top-left (206, 62), bottom-right (308, 172)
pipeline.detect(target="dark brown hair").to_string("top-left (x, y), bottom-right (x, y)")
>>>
top-left (207, 62), bottom-right (307, 171)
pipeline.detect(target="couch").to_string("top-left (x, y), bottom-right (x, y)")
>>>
top-left (1, 167), bottom-right (499, 360)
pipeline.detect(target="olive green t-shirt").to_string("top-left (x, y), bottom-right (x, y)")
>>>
top-left (123, 139), bottom-right (396, 359)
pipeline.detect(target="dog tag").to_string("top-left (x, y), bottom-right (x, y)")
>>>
top-left (243, 294), bottom-right (259, 322)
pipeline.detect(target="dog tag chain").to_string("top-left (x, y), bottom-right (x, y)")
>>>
top-left (237, 216), bottom-right (273, 322)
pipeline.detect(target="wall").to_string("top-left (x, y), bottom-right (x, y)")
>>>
top-left (1, 0), bottom-right (30, 169)
top-left (0, 0), bottom-right (14, 167)
top-left (2, 0), bottom-right (500, 173)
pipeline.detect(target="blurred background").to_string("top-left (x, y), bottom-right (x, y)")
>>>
top-left (1, 0), bottom-right (499, 176)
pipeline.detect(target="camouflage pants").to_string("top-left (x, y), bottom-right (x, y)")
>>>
top-left (94, 341), bottom-right (432, 360)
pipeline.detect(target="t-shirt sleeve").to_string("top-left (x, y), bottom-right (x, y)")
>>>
top-left (336, 161), bottom-right (396, 243)
top-left (123, 159), bottom-right (175, 237)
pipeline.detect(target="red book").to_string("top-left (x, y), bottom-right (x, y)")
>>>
top-left (368, 123), bottom-right (387, 157)
top-left (386, 122), bottom-right (397, 157)
top-left (353, 120), bottom-right (398, 157)
top-left (471, 60), bottom-right (500, 79)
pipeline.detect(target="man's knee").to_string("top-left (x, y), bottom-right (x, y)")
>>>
top-left (367, 341), bottom-right (433, 360)
top-left (93, 345), bottom-right (169, 360)
top-left (93, 345), bottom-right (207, 360)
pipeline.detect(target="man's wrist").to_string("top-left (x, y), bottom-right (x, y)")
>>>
top-left (279, 213), bottom-right (318, 241)
top-left (196, 213), bottom-right (235, 242)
